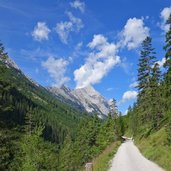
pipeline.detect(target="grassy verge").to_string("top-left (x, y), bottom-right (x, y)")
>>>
top-left (79, 141), bottom-right (120, 171)
top-left (136, 128), bottom-right (171, 171)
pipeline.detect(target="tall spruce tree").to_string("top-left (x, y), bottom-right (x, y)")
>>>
top-left (137, 36), bottom-right (156, 123)
top-left (0, 43), bottom-right (8, 61)
top-left (163, 14), bottom-right (171, 109)
top-left (150, 63), bottom-right (162, 128)
top-left (163, 14), bottom-right (171, 145)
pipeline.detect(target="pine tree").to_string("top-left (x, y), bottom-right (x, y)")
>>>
top-left (163, 14), bottom-right (171, 69)
top-left (118, 112), bottom-right (125, 137)
top-left (11, 124), bottom-right (59, 171)
top-left (150, 63), bottom-right (162, 128)
top-left (163, 14), bottom-right (171, 145)
top-left (163, 14), bottom-right (171, 110)
top-left (129, 103), bottom-right (138, 136)
top-left (24, 110), bottom-right (36, 135)
top-left (109, 98), bottom-right (118, 117)
top-left (137, 36), bottom-right (156, 123)
top-left (0, 43), bottom-right (8, 61)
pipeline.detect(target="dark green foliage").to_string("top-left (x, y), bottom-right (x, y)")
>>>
top-left (0, 43), bottom-right (8, 60)
top-left (150, 63), bottom-right (163, 128)
top-left (163, 14), bottom-right (171, 68)
top-left (0, 127), bottom-right (19, 170)
top-left (0, 44), bottom-right (86, 170)
top-left (10, 125), bottom-right (59, 171)
top-left (137, 36), bottom-right (157, 125)
top-left (59, 114), bottom-right (124, 171)
top-left (0, 44), bottom-right (125, 170)
top-left (137, 37), bottom-right (156, 92)
top-left (127, 37), bottom-right (164, 136)
top-left (127, 14), bottom-right (171, 146)
top-left (163, 14), bottom-right (171, 145)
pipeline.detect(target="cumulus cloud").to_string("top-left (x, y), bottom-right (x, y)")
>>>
top-left (129, 81), bottom-right (138, 88)
top-left (55, 12), bottom-right (83, 44)
top-left (32, 22), bottom-right (51, 41)
top-left (124, 109), bottom-right (128, 115)
top-left (119, 57), bottom-right (134, 74)
top-left (120, 18), bottom-right (149, 50)
top-left (71, 42), bottom-right (84, 60)
top-left (88, 34), bottom-right (107, 48)
top-left (67, 12), bottom-right (84, 31)
top-left (74, 34), bottom-right (120, 88)
top-left (73, 18), bottom-right (149, 88)
top-left (156, 57), bottom-right (166, 68)
top-left (70, 0), bottom-right (85, 13)
top-left (159, 7), bottom-right (171, 32)
top-left (42, 57), bottom-right (70, 87)
top-left (106, 87), bottom-right (114, 91)
top-left (55, 21), bottom-right (73, 44)
top-left (121, 91), bottom-right (138, 103)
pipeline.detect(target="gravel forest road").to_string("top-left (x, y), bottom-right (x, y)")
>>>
top-left (108, 140), bottom-right (164, 171)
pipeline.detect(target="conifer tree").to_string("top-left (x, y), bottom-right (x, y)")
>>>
top-left (0, 43), bottom-right (8, 61)
top-left (163, 14), bottom-right (171, 109)
top-left (150, 63), bottom-right (162, 128)
top-left (137, 36), bottom-right (156, 123)
top-left (163, 14), bottom-right (171, 145)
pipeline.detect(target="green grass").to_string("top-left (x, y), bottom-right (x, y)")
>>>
top-left (79, 141), bottom-right (120, 171)
top-left (136, 128), bottom-right (171, 171)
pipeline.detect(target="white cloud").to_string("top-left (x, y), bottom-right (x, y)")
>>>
top-left (124, 109), bottom-right (128, 115)
top-left (120, 18), bottom-right (149, 50)
top-left (88, 34), bottom-right (107, 49)
top-left (73, 18), bottom-right (149, 88)
top-left (121, 91), bottom-right (138, 103)
top-left (129, 81), bottom-right (138, 88)
top-left (55, 12), bottom-right (83, 44)
top-left (160, 7), bottom-right (171, 32)
top-left (156, 57), bottom-right (166, 68)
top-left (71, 42), bottom-right (84, 60)
top-left (119, 57), bottom-right (133, 74)
top-left (42, 57), bottom-right (70, 87)
top-left (70, 0), bottom-right (85, 13)
top-left (67, 12), bottom-right (84, 31)
top-left (74, 34), bottom-right (120, 88)
top-left (106, 87), bottom-right (113, 91)
top-left (55, 21), bottom-right (73, 44)
top-left (32, 22), bottom-right (51, 41)
top-left (75, 42), bottom-right (83, 50)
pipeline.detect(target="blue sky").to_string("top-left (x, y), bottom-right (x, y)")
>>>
top-left (0, 0), bottom-right (171, 113)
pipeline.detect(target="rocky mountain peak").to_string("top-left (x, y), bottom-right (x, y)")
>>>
top-left (48, 84), bottom-right (116, 116)
top-left (60, 85), bottom-right (71, 93)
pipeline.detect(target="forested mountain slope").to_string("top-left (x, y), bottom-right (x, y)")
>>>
top-left (0, 57), bottom-right (87, 141)
top-left (0, 44), bottom-right (125, 171)
top-left (0, 46), bottom-right (89, 169)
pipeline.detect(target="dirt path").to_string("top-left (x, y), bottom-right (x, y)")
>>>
top-left (108, 140), bottom-right (164, 171)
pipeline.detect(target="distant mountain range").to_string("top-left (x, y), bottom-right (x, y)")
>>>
top-left (0, 55), bottom-right (116, 117)
top-left (48, 85), bottom-right (116, 116)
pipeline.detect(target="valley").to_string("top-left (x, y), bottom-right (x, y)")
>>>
top-left (0, 1), bottom-right (171, 171)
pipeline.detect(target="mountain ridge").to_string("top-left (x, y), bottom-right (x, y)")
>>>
top-left (48, 85), bottom-right (116, 116)
top-left (0, 53), bottom-right (116, 116)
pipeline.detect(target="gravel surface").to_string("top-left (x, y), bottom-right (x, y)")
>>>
top-left (108, 140), bottom-right (164, 171)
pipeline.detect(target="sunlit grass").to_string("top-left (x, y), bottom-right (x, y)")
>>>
top-left (79, 141), bottom-right (120, 171)
top-left (136, 128), bottom-right (171, 171)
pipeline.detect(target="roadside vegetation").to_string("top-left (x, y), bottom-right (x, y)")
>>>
top-left (125, 14), bottom-right (171, 171)
top-left (79, 141), bottom-right (120, 171)
top-left (136, 128), bottom-right (171, 171)
top-left (92, 141), bottom-right (120, 171)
